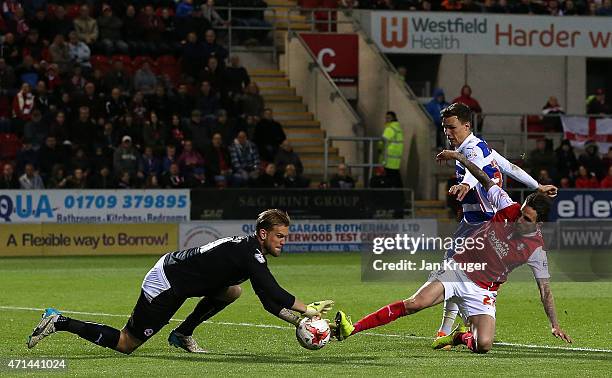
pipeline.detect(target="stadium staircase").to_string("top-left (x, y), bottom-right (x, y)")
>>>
top-left (251, 68), bottom-right (345, 185)
top-left (414, 200), bottom-right (453, 220)
top-left (265, 0), bottom-right (311, 52)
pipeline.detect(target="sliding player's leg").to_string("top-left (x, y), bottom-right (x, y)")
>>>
top-left (335, 280), bottom-right (446, 340)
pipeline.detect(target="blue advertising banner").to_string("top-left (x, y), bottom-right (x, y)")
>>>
top-left (551, 190), bottom-right (612, 220)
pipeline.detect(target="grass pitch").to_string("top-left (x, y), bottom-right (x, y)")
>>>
top-left (1, 253), bottom-right (611, 377)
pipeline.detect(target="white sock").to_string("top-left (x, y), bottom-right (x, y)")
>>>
top-left (438, 300), bottom-right (459, 335)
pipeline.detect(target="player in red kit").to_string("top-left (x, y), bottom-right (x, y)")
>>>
top-left (333, 150), bottom-right (572, 353)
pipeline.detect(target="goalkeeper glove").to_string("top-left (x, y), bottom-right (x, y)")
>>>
top-left (304, 300), bottom-right (335, 318)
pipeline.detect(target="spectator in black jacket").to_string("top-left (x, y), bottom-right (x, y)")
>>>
top-left (38, 136), bottom-right (65, 179)
top-left (330, 163), bottom-right (355, 188)
top-left (254, 108), bottom-right (286, 162)
top-left (105, 87), bottom-right (128, 123)
top-left (225, 55), bottom-right (250, 102)
top-left (255, 162), bottom-right (283, 188)
top-left (274, 140), bottom-right (303, 175)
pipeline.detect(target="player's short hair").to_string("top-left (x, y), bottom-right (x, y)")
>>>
top-left (441, 102), bottom-right (472, 124)
top-left (524, 193), bottom-right (552, 223)
top-left (256, 209), bottom-right (291, 232)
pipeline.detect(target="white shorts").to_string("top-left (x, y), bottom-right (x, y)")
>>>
top-left (141, 254), bottom-right (171, 302)
top-left (429, 268), bottom-right (497, 320)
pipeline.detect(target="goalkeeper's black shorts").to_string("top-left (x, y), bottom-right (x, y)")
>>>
top-left (125, 289), bottom-right (186, 341)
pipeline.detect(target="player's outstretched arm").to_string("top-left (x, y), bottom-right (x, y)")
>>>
top-left (491, 150), bottom-right (558, 197)
top-left (536, 278), bottom-right (573, 343)
top-left (277, 299), bottom-right (334, 326)
top-left (437, 150), bottom-right (494, 192)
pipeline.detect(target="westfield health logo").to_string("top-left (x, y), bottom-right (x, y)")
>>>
top-left (381, 16), bottom-right (408, 48)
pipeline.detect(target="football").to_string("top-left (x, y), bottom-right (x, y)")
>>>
top-left (295, 317), bottom-right (331, 350)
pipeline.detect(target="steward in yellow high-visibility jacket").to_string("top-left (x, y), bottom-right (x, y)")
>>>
top-left (378, 111), bottom-right (404, 187)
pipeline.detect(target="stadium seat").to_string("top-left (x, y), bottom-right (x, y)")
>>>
top-left (156, 55), bottom-right (178, 68)
top-left (112, 54), bottom-right (132, 67)
top-left (132, 56), bottom-right (151, 70)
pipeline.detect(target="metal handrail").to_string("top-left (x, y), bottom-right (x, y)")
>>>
top-left (324, 136), bottom-right (383, 183)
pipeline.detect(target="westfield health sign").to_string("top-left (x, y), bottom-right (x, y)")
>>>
top-left (371, 11), bottom-right (612, 57)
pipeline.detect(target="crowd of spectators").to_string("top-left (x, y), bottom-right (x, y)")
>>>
top-left (522, 138), bottom-right (612, 188)
top-left (0, 1), bottom-right (302, 190)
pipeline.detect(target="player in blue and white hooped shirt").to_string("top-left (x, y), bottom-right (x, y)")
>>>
top-left (436, 103), bottom-right (558, 341)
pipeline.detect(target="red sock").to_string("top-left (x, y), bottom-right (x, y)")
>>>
top-left (352, 301), bottom-right (407, 335)
top-left (455, 331), bottom-right (476, 352)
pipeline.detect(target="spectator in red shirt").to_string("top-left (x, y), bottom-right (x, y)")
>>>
top-left (575, 165), bottom-right (600, 188)
top-left (600, 166), bottom-right (612, 188)
top-left (452, 84), bottom-right (483, 131)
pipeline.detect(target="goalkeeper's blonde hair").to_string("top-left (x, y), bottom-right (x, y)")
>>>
top-left (256, 209), bottom-right (290, 232)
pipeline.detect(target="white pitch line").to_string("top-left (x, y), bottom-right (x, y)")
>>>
top-left (2, 305), bottom-right (611, 354)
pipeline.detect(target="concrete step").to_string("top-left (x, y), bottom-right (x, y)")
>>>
top-left (285, 128), bottom-right (325, 138)
top-left (263, 94), bottom-right (302, 102)
top-left (251, 69), bottom-right (286, 77)
top-left (281, 120), bottom-right (320, 128)
top-left (274, 112), bottom-right (313, 121)
top-left (302, 157), bottom-right (345, 165)
top-left (287, 137), bottom-right (325, 146)
top-left (252, 77), bottom-right (290, 87)
top-left (260, 86), bottom-right (296, 95)
top-left (267, 102), bottom-right (308, 112)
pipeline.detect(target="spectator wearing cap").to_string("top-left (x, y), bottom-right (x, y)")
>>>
top-left (97, 5), bottom-right (128, 55)
top-left (113, 135), bottom-right (143, 178)
top-left (587, 89), bottom-right (610, 114)
top-left (19, 163), bottom-right (44, 189)
top-left (67, 31), bottom-right (92, 70)
top-left (73, 5), bottom-right (98, 45)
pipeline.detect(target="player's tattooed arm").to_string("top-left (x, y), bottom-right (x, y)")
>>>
top-left (536, 278), bottom-right (573, 343)
top-left (437, 150), bottom-right (494, 191)
top-left (278, 308), bottom-right (301, 326)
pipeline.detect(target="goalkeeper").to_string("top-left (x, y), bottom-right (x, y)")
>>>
top-left (27, 209), bottom-right (333, 354)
